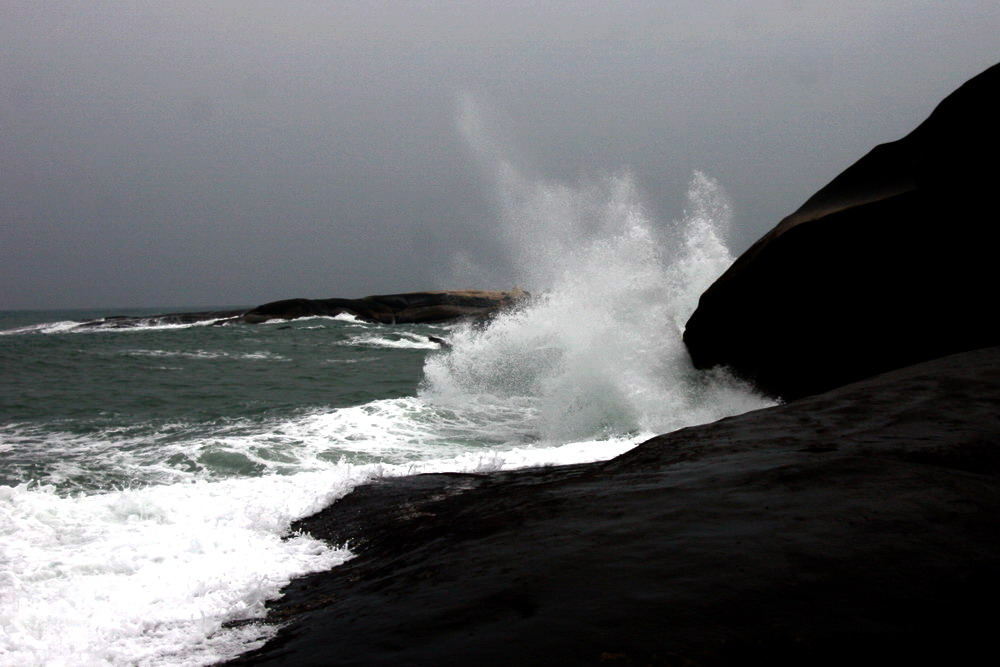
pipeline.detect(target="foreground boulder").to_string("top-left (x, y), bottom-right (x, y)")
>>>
top-left (684, 62), bottom-right (1000, 400)
top-left (231, 346), bottom-right (1000, 666)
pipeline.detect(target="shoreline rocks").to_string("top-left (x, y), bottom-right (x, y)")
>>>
top-left (230, 346), bottom-right (1000, 666)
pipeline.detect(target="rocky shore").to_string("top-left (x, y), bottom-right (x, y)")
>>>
top-left (232, 347), bottom-right (1000, 666)
top-left (228, 63), bottom-right (1000, 665)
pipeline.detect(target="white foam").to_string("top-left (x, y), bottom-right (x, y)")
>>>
top-left (0, 320), bottom-right (82, 336)
top-left (259, 313), bottom-right (365, 325)
top-left (0, 395), bottom-right (546, 490)
top-left (0, 429), bottom-right (643, 666)
top-left (77, 320), bottom-right (222, 334)
top-left (0, 315), bottom-right (238, 336)
top-left (0, 422), bottom-right (184, 490)
top-left (344, 332), bottom-right (442, 350)
top-left (0, 473), bottom-right (355, 666)
top-left (0, 319), bottom-right (218, 336)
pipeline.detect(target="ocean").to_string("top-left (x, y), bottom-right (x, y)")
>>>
top-left (0, 172), bottom-right (773, 665)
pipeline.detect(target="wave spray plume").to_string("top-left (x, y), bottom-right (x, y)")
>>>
top-left (423, 96), bottom-right (771, 444)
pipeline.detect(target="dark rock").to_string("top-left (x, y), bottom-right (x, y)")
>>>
top-left (427, 335), bottom-right (451, 349)
top-left (241, 289), bottom-right (529, 325)
top-left (240, 297), bottom-right (374, 324)
top-left (683, 62), bottom-right (1000, 400)
top-left (229, 346), bottom-right (1000, 666)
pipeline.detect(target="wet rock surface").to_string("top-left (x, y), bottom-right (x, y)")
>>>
top-left (230, 346), bottom-right (1000, 666)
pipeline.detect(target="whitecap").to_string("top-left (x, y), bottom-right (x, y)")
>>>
top-left (343, 332), bottom-right (441, 350)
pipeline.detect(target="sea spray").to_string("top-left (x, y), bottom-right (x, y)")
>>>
top-left (425, 97), bottom-right (770, 441)
top-left (421, 172), bottom-right (768, 442)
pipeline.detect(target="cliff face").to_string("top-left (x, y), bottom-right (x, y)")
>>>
top-left (683, 63), bottom-right (1000, 400)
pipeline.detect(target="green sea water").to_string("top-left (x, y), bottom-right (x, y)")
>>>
top-left (0, 309), bottom-right (449, 491)
top-left (2, 303), bottom-right (664, 667)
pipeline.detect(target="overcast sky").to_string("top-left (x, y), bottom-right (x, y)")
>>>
top-left (2, 1), bottom-right (997, 309)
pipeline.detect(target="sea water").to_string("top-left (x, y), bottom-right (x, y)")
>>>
top-left (0, 169), bottom-right (772, 665)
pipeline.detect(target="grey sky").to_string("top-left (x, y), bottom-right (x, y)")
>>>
top-left (2, 1), bottom-right (997, 309)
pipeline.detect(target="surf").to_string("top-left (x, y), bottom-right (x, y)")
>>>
top-left (423, 97), bottom-right (770, 444)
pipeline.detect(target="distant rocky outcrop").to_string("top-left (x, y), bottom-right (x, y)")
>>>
top-left (75, 289), bottom-right (529, 329)
top-left (74, 309), bottom-right (246, 329)
top-left (240, 289), bottom-right (529, 325)
top-left (683, 62), bottom-right (1000, 400)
